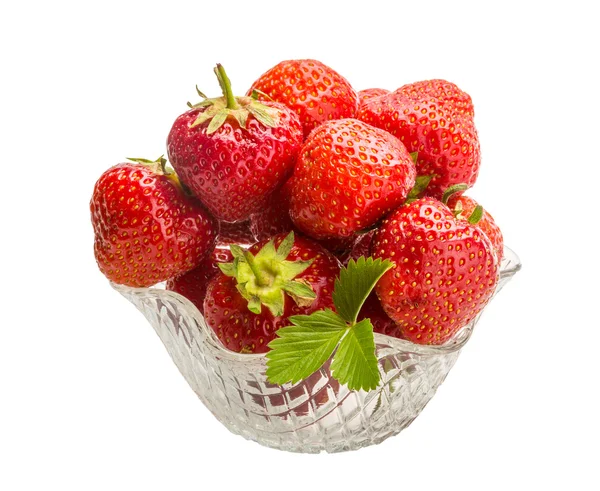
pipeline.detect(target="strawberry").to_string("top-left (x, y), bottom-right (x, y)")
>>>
top-left (247, 59), bottom-right (359, 139)
top-left (91, 157), bottom-right (217, 288)
top-left (357, 80), bottom-right (480, 199)
top-left (358, 291), bottom-right (397, 337)
top-left (167, 219), bottom-right (257, 314)
top-left (167, 64), bottom-right (303, 223)
top-left (358, 88), bottom-right (389, 108)
top-left (447, 194), bottom-right (504, 261)
top-left (372, 197), bottom-right (499, 345)
top-left (289, 118), bottom-right (416, 240)
top-left (248, 178), bottom-right (355, 255)
top-left (337, 230), bottom-right (376, 267)
top-left (218, 219), bottom-right (256, 247)
top-left (204, 232), bottom-right (340, 354)
top-left (332, 229), bottom-right (396, 336)
top-left (248, 179), bottom-right (295, 242)
top-left (166, 246), bottom-right (233, 315)
top-left (394, 79), bottom-right (474, 122)
top-left (166, 219), bottom-right (255, 313)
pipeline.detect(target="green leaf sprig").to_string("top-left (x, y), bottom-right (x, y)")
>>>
top-left (266, 256), bottom-right (394, 392)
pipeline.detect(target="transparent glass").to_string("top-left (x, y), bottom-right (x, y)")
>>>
top-left (112, 247), bottom-right (521, 453)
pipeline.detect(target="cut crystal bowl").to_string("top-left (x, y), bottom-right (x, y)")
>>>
top-left (112, 247), bottom-right (520, 453)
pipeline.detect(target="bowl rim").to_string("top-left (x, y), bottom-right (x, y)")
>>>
top-left (112, 246), bottom-right (521, 361)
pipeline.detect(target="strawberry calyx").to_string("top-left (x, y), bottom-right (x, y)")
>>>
top-left (218, 232), bottom-right (316, 317)
top-left (442, 184), bottom-right (485, 225)
top-left (187, 64), bottom-right (281, 135)
top-left (441, 183), bottom-right (469, 204)
top-left (405, 174), bottom-right (434, 203)
top-left (126, 155), bottom-right (170, 175)
top-left (126, 155), bottom-right (186, 190)
top-left (451, 198), bottom-right (484, 224)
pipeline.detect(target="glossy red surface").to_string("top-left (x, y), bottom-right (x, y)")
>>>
top-left (91, 163), bottom-right (217, 287)
top-left (247, 59), bottom-right (358, 139)
top-left (203, 234), bottom-right (341, 354)
top-left (289, 118), bottom-right (416, 240)
top-left (167, 102), bottom-right (302, 223)
top-left (372, 198), bottom-right (499, 345)
top-left (358, 81), bottom-right (480, 200)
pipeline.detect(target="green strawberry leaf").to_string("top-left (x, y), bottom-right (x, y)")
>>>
top-left (330, 318), bottom-right (379, 392)
top-left (332, 257), bottom-right (394, 325)
top-left (266, 310), bottom-right (347, 385)
top-left (266, 256), bottom-right (393, 391)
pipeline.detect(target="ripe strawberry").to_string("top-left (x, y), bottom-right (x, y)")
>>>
top-left (248, 178), bottom-right (295, 241)
top-left (358, 88), bottom-right (389, 108)
top-left (167, 219), bottom-right (257, 314)
top-left (204, 232), bottom-right (340, 353)
top-left (167, 64), bottom-right (303, 223)
top-left (331, 229), bottom-right (397, 336)
top-left (358, 81), bottom-right (480, 199)
top-left (248, 179), bottom-right (355, 254)
top-left (358, 291), bottom-right (397, 337)
top-left (91, 157), bottom-right (217, 288)
top-left (337, 230), bottom-right (376, 267)
top-left (394, 79), bottom-right (474, 122)
top-left (218, 219), bottom-right (256, 247)
top-left (247, 59), bottom-right (359, 139)
top-left (447, 194), bottom-right (504, 261)
top-left (372, 197), bottom-right (499, 345)
top-left (166, 246), bottom-right (233, 315)
top-left (289, 118), bottom-right (416, 240)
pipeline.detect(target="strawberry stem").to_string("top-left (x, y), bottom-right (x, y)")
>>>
top-left (441, 183), bottom-right (469, 205)
top-left (215, 64), bottom-right (238, 110)
top-left (127, 156), bottom-right (168, 175)
top-left (244, 251), bottom-right (273, 287)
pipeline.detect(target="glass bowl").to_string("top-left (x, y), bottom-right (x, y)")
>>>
top-left (112, 247), bottom-right (521, 453)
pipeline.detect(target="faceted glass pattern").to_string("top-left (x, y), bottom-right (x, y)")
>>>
top-left (113, 247), bottom-right (521, 453)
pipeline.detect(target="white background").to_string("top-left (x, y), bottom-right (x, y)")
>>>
top-left (1, 1), bottom-right (598, 489)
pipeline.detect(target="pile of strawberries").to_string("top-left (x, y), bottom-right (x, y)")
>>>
top-left (91, 59), bottom-right (504, 354)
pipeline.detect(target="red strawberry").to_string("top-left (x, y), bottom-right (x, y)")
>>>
top-left (358, 292), bottom-right (398, 337)
top-left (204, 232), bottom-right (340, 353)
top-left (247, 59), bottom-right (359, 139)
top-left (358, 82), bottom-right (480, 199)
top-left (91, 157), bottom-right (217, 288)
top-left (249, 179), bottom-right (295, 241)
top-left (372, 197), bottom-right (499, 345)
top-left (333, 230), bottom-right (396, 336)
top-left (447, 194), bottom-right (504, 261)
top-left (358, 88), bottom-right (390, 108)
top-left (394, 79), bottom-right (474, 122)
top-left (248, 179), bottom-right (354, 253)
top-left (167, 218), bottom-right (255, 312)
top-left (166, 246), bottom-right (233, 315)
top-left (218, 219), bottom-right (256, 247)
top-left (337, 229), bottom-right (376, 266)
top-left (289, 118), bottom-right (416, 240)
top-left (167, 64), bottom-right (303, 223)
top-left (167, 219), bottom-right (256, 313)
